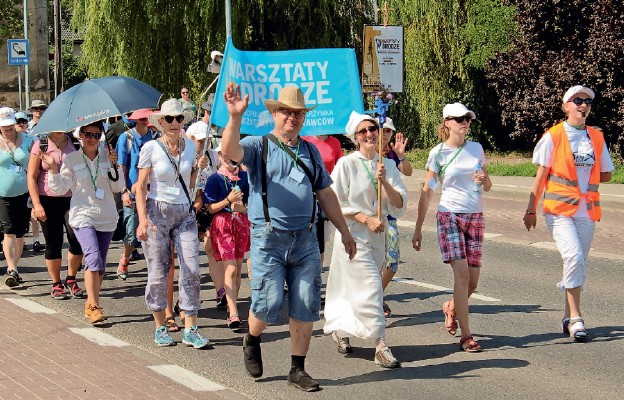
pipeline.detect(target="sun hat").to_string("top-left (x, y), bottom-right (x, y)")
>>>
top-left (376, 117), bottom-right (396, 132)
top-left (345, 111), bottom-right (378, 144)
top-left (563, 85), bottom-right (595, 103)
top-left (30, 99), bottom-right (47, 109)
top-left (264, 85), bottom-right (318, 113)
top-left (186, 121), bottom-right (212, 141)
top-left (128, 108), bottom-right (154, 120)
top-left (0, 107), bottom-right (16, 127)
top-left (443, 103), bottom-right (476, 120)
top-left (14, 111), bottom-right (29, 121)
top-left (148, 99), bottom-right (193, 132)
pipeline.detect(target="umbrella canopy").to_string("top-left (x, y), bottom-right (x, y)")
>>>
top-left (32, 76), bottom-right (161, 135)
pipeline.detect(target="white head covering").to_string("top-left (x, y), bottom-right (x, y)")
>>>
top-left (563, 85), bottom-right (595, 103)
top-left (345, 111), bottom-right (378, 144)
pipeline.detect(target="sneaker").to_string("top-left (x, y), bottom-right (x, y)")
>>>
top-left (51, 283), bottom-right (68, 300)
top-left (31, 241), bottom-right (44, 252)
top-left (216, 288), bottom-right (227, 308)
top-left (129, 250), bottom-right (144, 261)
top-left (154, 326), bottom-right (176, 347)
top-left (374, 347), bottom-right (400, 369)
top-left (331, 331), bottom-right (352, 354)
top-left (4, 270), bottom-right (20, 288)
top-left (182, 326), bottom-right (211, 349)
top-left (287, 370), bottom-right (320, 392)
top-left (88, 303), bottom-right (105, 324)
top-left (243, 333), bottom-right (263, 378)
top-left (84, 302), bottom-right (92, 318)
top-left (65, 278), bottom-right (84, 298)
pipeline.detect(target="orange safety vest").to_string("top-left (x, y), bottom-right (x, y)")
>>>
top-left (542, 122), bottom-right (604, 221)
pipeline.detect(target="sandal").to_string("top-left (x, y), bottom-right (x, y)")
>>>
top-left (459, 336), bottom-right (482, 353)
top-left (568, 316), bottom-right (588, 342)
top-left (165, 316), bottom-right (180, 332)
top-left (562, 317), bottom-right (570, 335)
top-left (227, 314), bottom-right (242, 331)
top-left (442, 301), bottom-right (458, 336)
top-left (383, 302), bottom-right (392, 318)
top-left (117, 257), bottom-right (130, 280)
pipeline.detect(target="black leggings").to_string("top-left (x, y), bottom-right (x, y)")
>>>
top-left (38, 195), bottom-right (83, 260)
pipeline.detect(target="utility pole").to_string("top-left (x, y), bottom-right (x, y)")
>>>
top-left (23, 0), bottom-right (30, 107)
top-left (53, 0), bottom-right (63, 97)
top-left (225, 0), bottom-right (231, 38)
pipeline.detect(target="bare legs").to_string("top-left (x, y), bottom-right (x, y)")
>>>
top-left (2, 234), bottom-right (24, 271)
top-left (449, 259), bottom-right (481, 340)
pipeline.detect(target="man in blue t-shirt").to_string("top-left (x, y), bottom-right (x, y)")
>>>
top-left (221, 84), bottom-right (356, 392)
top-left (115, 109), bottom-right (158, 280)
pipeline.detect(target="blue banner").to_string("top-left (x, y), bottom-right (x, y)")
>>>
top-left (211, 37), bottom-right (364, 136)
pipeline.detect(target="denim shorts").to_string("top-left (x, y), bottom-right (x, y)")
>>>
top-left (249, 224), bottom-right (322, 324)
top-left (122, 202), bottom-right (140, 248)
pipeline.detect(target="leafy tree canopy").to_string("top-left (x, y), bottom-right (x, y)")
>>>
top-left (0, 0), bottom-right (24, 42)
top-left (486, 0), bottom-right (624, 154)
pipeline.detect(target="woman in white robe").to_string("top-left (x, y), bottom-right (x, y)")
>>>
top-left (323, 112), bottom-right (407, 369)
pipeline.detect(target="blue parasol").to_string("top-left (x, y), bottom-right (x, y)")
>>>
top-left (32, 76), bottom-right (161, 135)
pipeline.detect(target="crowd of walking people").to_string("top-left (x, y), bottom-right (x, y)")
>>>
top-left (0, 83), bottom-right (615, 392)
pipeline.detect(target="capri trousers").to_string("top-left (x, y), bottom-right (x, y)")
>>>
top-left (143, 199), bottom-right (201, 316)
top-left (39, 195), bottom-right (83, 260)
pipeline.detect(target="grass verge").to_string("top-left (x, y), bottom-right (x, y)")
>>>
top-left (406, 149), bottom-right (624, 184)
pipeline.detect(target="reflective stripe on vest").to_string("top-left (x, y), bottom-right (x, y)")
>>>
top-left (541, 122), bottom-right (604, 221)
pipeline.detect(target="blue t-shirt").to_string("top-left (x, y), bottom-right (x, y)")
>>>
top-left (204, 170), bottom-right (250, 214)
top-left (241, 135), bottom-right (333, 231)
top-left (116, 129), bottom-right (157, 191)
top-left (0, 133), bottom-right (33, 197)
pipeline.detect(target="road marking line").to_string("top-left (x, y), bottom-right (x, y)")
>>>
top-left (392, 277), bottom-right (501, 302)
top-left (397, 220), bottom-right (415, 228)
top-left (147, 365), bottom-right (226, 391)
top-left (531, 241), bottom-right (558, 250)
top-left (484, 232), bottom-right (503, 238)
top-left (494, 184), bottom-right (532, 189)
top-left (69, 327), bottom-right (130, 347)
top-left (4, 298), bottom-right (57, 314)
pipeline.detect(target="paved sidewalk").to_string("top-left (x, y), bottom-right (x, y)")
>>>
top-left (0, 293), bottom-right (246, 400)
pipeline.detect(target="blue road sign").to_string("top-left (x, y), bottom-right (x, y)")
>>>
top-left (8, 39), bottom-right (30, 66)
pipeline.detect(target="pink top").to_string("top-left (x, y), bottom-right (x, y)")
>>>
top-left (30, 138), bottom-right (76, 197)
top-left (302, 135), bottom-right (344, 174)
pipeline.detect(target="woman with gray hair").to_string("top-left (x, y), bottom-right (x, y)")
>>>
top-left (135, 99), bottom-right (209, 348)
top-left (323, 111), bottom-right (407, 369)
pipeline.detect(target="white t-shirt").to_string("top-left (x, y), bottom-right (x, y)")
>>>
top-left (426, 140), bottom-right (486, 213)
top-left (533, 122), bottom-right (615, 218)
top-left (138, 138), bottom-right (197, 204)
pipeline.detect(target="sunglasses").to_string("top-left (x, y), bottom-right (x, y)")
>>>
top-left (227, 159), bottom-right (241, 168)
top-left (569, 97), bottom-right (593, 106)
top-left (138, 118), bottom-right (148, 122)
top-left (355, 126), bottom-right (379, 135)
top-left (277, 108), bottom-right (306, 119)
top-left (181, 91), bottom-right (189, 94)
top-left (446, 116), bottom-right (472, 124)
top-left (31, 107), bottom-right (46, 111)
top-left (81, 131), bottom-right (101, 140)
top-left (16, 119), bottom-right (29, 124)
top-left (163, 115), bottom-right (185, 123)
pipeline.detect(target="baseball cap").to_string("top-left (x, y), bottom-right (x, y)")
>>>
top-left (14, 111), bottom-right (29, 121)
top-left (30, 99), bottom-right (47, 109)
top-left (443, 103), bottom-right (476, 120)
top-left (0, 107), bottom-right (16, 127)
top-left (202, 93), bottom-right (215, 111)
top-left (563, 85), bottom-right (595, 103)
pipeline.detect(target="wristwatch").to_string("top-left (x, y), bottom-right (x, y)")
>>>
top-left (122, 188), bottom-right (129, 194)
top-left (398, 156), bottom-right (406, 162)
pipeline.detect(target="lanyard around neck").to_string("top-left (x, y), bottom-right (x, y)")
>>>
top-left (359, 158), bottom-right (378, 194)
top-left (436, 142), bottom-right (465, 179)
top-left (277, 139), bottom-right (300, 169)
top-left (81, 150), bottom-right (100, 191)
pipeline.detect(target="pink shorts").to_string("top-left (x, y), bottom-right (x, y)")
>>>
top-left (210, 212), bottom-right (251, 262)
top-left (436, 212), bottom-right (485, 268)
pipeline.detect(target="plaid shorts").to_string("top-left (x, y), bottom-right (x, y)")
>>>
top-left (436, 212), bottom-right (485, 268)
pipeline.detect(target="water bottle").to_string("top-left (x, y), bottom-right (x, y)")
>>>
top-left (473, 165), bottom-right (483, 195)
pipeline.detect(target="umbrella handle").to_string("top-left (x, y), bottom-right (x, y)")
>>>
top-left (108, 164), bottom-right (119, 182)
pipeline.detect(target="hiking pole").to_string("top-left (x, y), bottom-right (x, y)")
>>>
top-left (192, 75), bottom-right (220, 201)
top-left (196, 75), bottom-right (220, 121)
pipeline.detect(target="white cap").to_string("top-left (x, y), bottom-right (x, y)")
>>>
top-left (376, 117), bottom-right (396, 131)
top-left (0, 107), bottom-right (16, 127)
top-left (563, 85), bottom-right (595, 103)
top-left (443, 103), bottom-right (476, 120)
top-left (345, 111), bottom-right (377, 137)
top-left (185, 121), bottom-right (211, 141)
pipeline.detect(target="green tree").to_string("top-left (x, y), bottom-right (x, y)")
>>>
top-left (68, 0), bottom-right (372, 100)
top-left (387, 0), bottom-right (515, 149)
top-left (486, 0), bottom-right (624, 154)
top-left (0, 0), bottom-right (24, 43)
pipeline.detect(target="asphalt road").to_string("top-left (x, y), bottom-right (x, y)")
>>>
top-left (3, 179), bottom-right (623, 400)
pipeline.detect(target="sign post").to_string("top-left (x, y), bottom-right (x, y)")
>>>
top-left (8, 39), bottom-right (30, 110)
